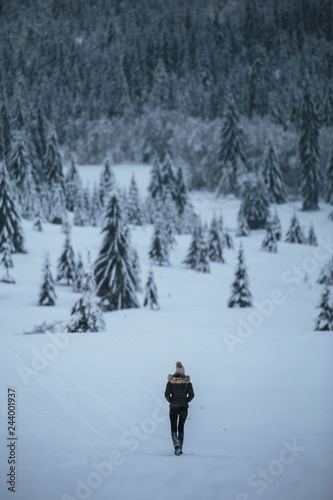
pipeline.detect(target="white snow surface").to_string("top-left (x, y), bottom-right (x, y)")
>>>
top-left (1, 163), bottom-right (333, 500)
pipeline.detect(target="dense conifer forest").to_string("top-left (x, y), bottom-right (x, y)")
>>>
top-left (0, 0), bottom-right (332, 192)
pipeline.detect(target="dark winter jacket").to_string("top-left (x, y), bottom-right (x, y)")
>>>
top-left (164, 373), bottom-right (195, 408)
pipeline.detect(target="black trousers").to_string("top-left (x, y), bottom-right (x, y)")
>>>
top-left (169, 407), bottom-right (188, 435)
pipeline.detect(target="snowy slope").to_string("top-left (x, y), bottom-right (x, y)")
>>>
top-left (0, 163), bottom-right (333, 500)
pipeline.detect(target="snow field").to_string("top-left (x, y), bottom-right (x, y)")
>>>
top-left (0, 163), bottom-right (333, 500)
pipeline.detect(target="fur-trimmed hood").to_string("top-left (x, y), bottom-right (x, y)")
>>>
top-left (168, 374), bottom-right (190, 384)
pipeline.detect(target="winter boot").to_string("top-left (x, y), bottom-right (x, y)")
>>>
top-left (172, 432), bottom-right (181, 455)
top-left (178, 432), bottom-right (184, 454)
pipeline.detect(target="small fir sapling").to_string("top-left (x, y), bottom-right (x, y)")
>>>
top-left (143, 268), bottom-right (160, 309)
top-left (38, 252), bottom-right (57, 306)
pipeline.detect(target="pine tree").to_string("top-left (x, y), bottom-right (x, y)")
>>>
top-left (239, 177), bottom-right (270, 229)
top-left (127, 173), bottom-right (142, 225)
top-left (99, 159), bottom-right (115, 207)
top-left (33, 208), bottom-right (43, 232)
top-left (0, 164), bottom-right (25, 253)
top-left (0, 101), bottom-right (11, 161)
top-left (317, 256), bottom-right (333, 285)
top-left (329, 210), bottom-right (333, 221)
top-left (285, 214), bottom-right (306, 243)
top-left (68, 256), bottom-right (106, 332)
top-left (65, 157), bottom-right (83, 211)
top-left (325, 145), bottom-right (333, 204)
top-left (160, 154), bottom-right (176, 199)
top-left (47, 183), bottom-right (66, 224)
top-left (0, 239), bottom-right (15, 283)
top-left (130, 245), bottom-right (142, 293)
top-left (217, 95), bottom-right (247, 194)
top-left (73, 186), bottom-right (88, 226)
top-left (236, 209), bottom-right (250, 236)
top-left (183, 225), bottom-right (210, 272)
top-left (300, 90), bottom-right (321, 211)
top-left (148, 156), bottom-right (163, 199)
top-left (307, 223), bottom-right (318, 246)
top-left (262, 141), bottom-right (286, 203)
top-left (174, 166), bottom-right (188, 216)
top-left (32, 107), bottom-right (48, 170)
top-left (73, 252), bottom-right (85, 292)
top-left (196, 229), bottom-right (210, 273)
top-left (57, 233), bottom-right (76, 285)
top-left (261, 220), bottom-right (278, 253)
top-left (44, 132), bottom-right (65, 190)
top-left (20, 166), bottom-right (39, 220)
top-left (143, 269), bottom-right (160, 309)
top-left (7, 133), bottom-right (38, 191)
top-left (208, 215), bottom-right (225, 263)
top-left (271, 208), bottom-right (282, 241)
top-left (90, 183), bottom-right (103, 227)
top-left (38, 252), bottom-right (57, 306)
top-left (314, 286), bottom-right (333, 331)
top-left (94, 194), bottom-right (140, 311)
top-left (183, 226), bottom-right (200, 270)
top-left (149, 226), bottom-right (169, 266)
top-left (228, 244), bottom-right (253, 308)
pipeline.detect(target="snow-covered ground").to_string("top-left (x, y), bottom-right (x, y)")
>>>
top-left (0, 163), bottom-right (333, 500)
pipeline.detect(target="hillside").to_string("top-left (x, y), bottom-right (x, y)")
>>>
top-left (0, 164), bottom-right (332, 500)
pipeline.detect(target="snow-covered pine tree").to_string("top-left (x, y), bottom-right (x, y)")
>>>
top-left (33, 208), bottom-right (43, 232)
top-left (239, 177), bottom-right (270, 229)
top-left (57, 233), bottom-right (76, 285)
top-left (196, 228), bottom-right (210, 273)
top-left (68, 255), bottom-right (106, 333)
top-left (325, 145), bottom-right (333, 205)
top-left (0, 163), bottom-right (25, 253)
top-left (228, 244), bottom-right (253, 308)
top-left (73, 185), bottom-right (88, 226)
top-left (261, 220), bottom-right (278, 253)
top-left (73, 252), bottom-right (85, 292)
top-left (329, 210), bottom-right (333, 220)
top-left (20, 165), bottom-right (39, 220)
top-left (300, 90), bottom-right (321, 211)
top-left (183, 224), bottom-right (210, 272)
top-left (0, 101), bottom-right (11, 161)
top-left (217, 95), bottom-right (246, 195)
top-left (183, 226), bottom-right (200, 270)
top-left (94, 193), bottom-right (140, 311)
top-left (307, 223), bottom-right (318, 246)
top-left (130, 246), bottom-right (142, 293)
top-left (271, 208), bottom-right (282, 241)
top-left (223, 228), bottom-right (234, 249)
top-left (7, 133), bottom-right (38, 193)
top-left (127, 173), bottom-right (142, 225)
top-left (284, 213), bottom-right (306, 244)
top-left (149, 226), bottom-right (169, 266)
top-left (208, 215), bottom-right (225, 263)
top-left (99, 159), bottom-right (115, 207)
top-left (314, 286), bottom-right (333, 331)
top-left (65, 157), bottom-right (83, 211)
top-left (160, 154), bottom-right (176, 199)
top-left (0, 239), bottom-right (15, 283)
top-left (38, 252), bottom-right (57, 306)
top-left (90, 183), bottom-right (103, 227)
top-left (174, 166), bottom-right (188, 216)
top-left (236, 209), bottom-right (250, 236)
top-left (143, 268), bottom-right (160, 309)
top-left (262, 141), bottom-right (286, 203)
top-left (317, 256), bottom-right (333, 285)
top-left (148, 156), bottom-right (163, 199)
top-left (44, 132), bottom-right (65, 191)
top-left (47, 183), bottom-right (66, 224)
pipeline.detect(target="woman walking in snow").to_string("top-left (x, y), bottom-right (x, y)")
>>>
top-left (164, 362), bottom-right (195, 455)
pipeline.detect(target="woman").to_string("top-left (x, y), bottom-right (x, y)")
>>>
top-left (164, 361), bottom-right (195, 455)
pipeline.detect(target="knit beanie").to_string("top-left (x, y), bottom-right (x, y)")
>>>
top-left (175, 361), bottom-right (185, 375)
